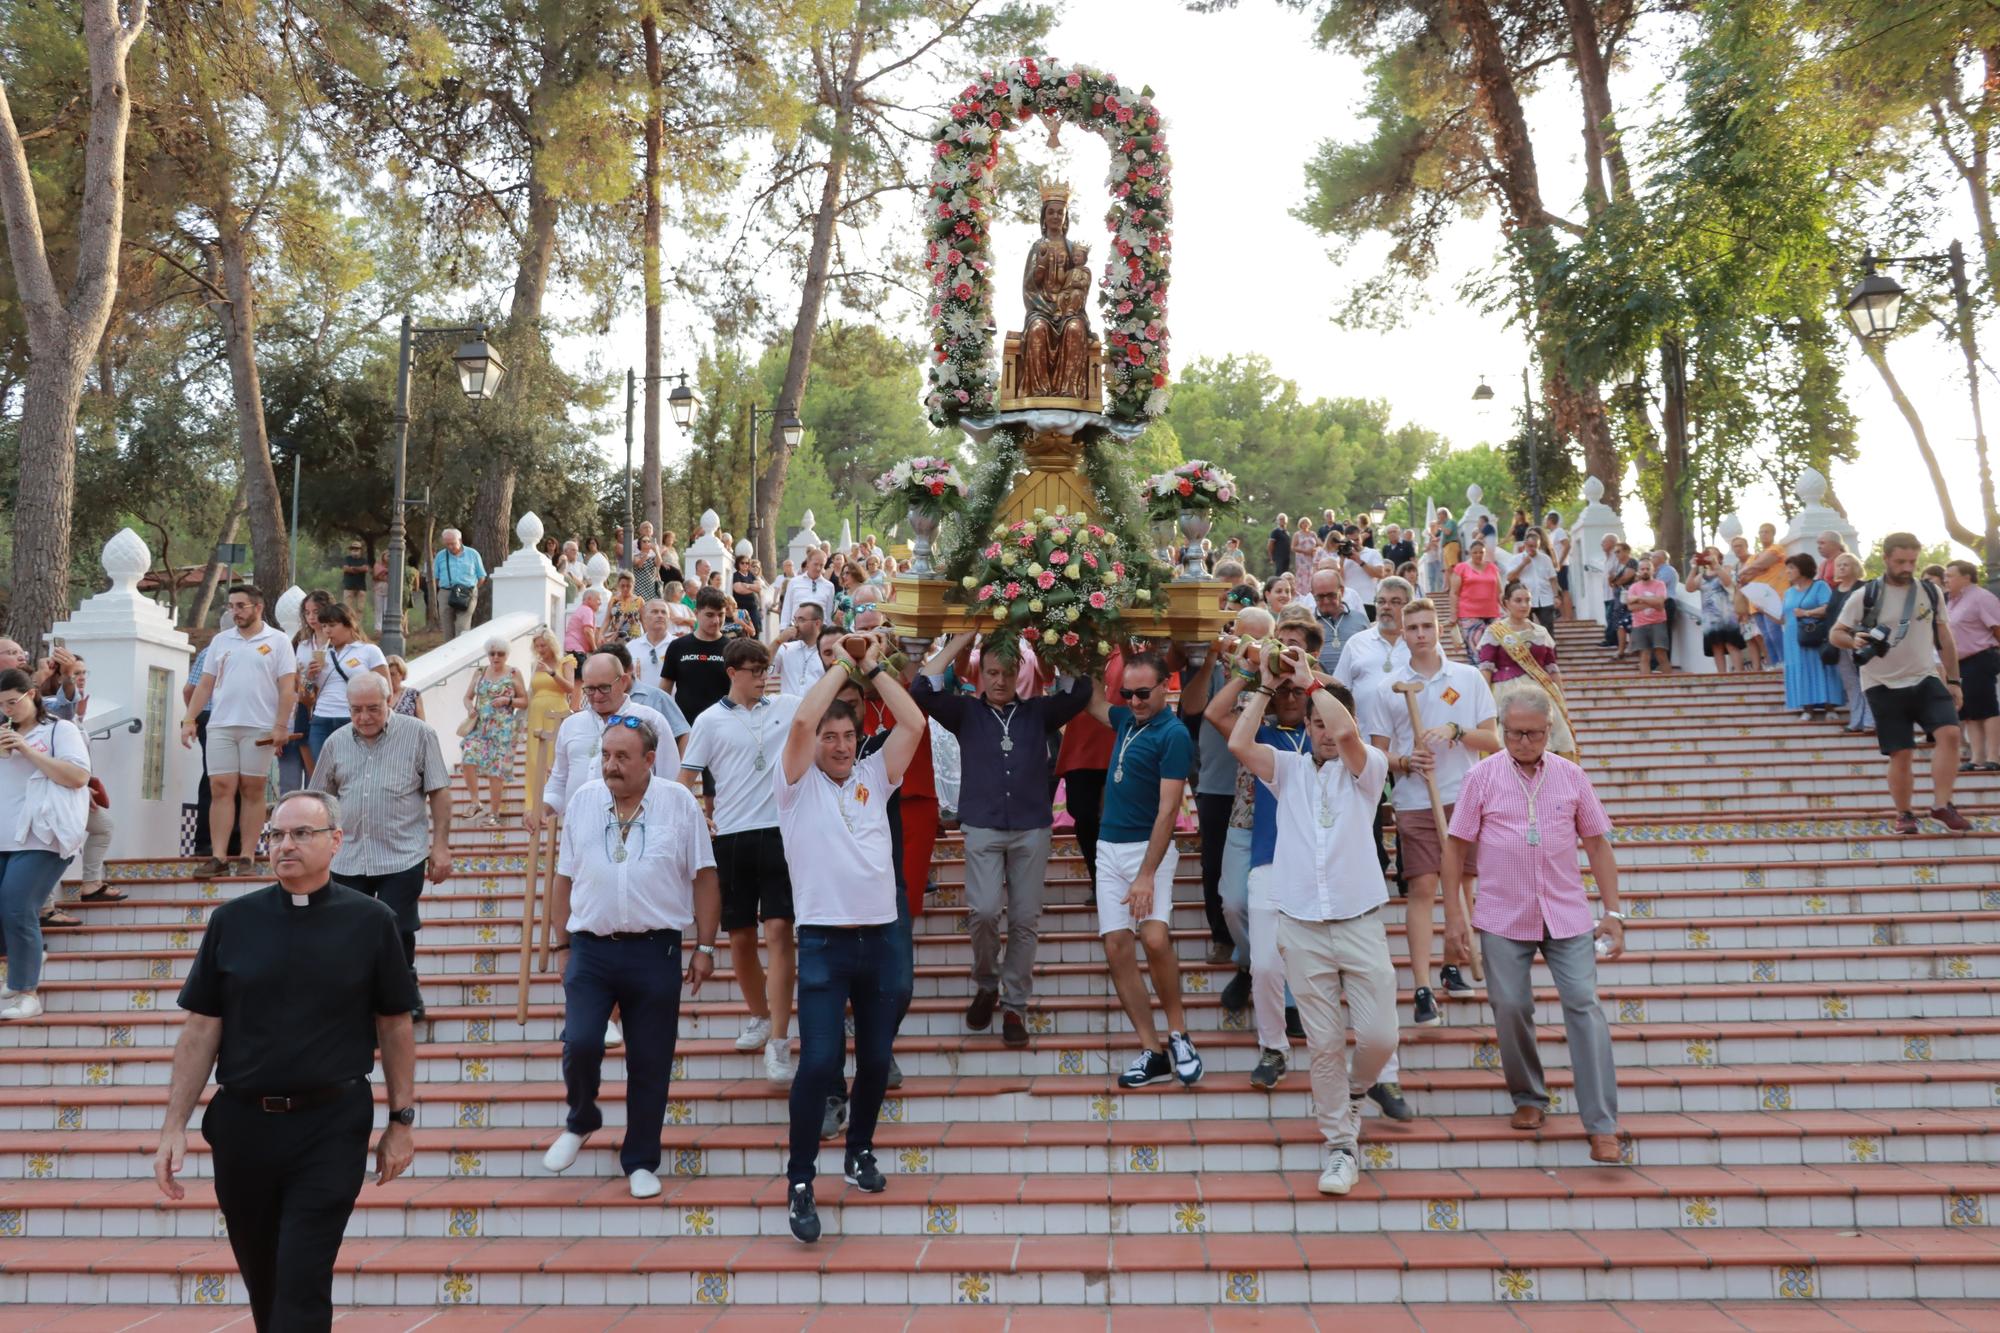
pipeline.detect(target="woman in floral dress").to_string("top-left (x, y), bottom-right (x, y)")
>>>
top-left (459, 639), bottom-right (525, 826)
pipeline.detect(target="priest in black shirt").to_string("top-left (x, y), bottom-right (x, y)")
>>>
top-left (154, 789), bottom-right (420, 1331)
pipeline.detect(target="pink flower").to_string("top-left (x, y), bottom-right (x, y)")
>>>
top-left (1083, 551), bottom-right (1099, 567)
top-left (1049, 550), bottom-right (1066, 566)
top-left (988, 111), bottom-right (1003, 129)
top-left (1018, 535), bottom-right (1033, 547)
top-left (1089, 591), bottom-right (1108, 609)
top-left (1036, 570), bottom-right (1056, 590)
top-left (1217, 486), bottom-right (1234, 502)
top-left (955, 389), bottom-right (969, 402)
top-left (953, 282), bottom-right (973, 301)
top-left (1066, 72), bottom-right (1082, 87)
top-left (983, 543), bottom-right (1001, 558)
top-left (1062, 631), bottom-right (1080, 646)
top-left (1112, 562), bottom-right (1126, 577)
top-left (947, 248), bottom-right (963, 265)
top-left (1004, 582), bottom-right (1022, 599)
top-left (978, 584), bottom-right (994, 599)
top-left (1117, 300), bottom-right (1132, 315)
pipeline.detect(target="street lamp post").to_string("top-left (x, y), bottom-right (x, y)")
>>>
top-left (742, 402), bottom-right (803, 557)
top-left (624, 368), bottom-right (699, 560)
top-left (1846, 240), bottom-right (2000, 583)
top-left (384, 315), bottom-right (506, 657)
top-left (1473, 369), bottom-right (1543, 523)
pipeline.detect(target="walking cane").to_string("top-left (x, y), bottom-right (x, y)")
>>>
top-left (1390, 680), bottom-right (1483, 983)
top-left (516, 726), bottom-right (556, 1027)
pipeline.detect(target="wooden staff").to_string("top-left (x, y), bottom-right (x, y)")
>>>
top-left (516, 726), bottom-right (557, 1026)
top-left (1390, 680), bottom-right (1482, 983)
top-left (537, 814), bottom-right (560, 975)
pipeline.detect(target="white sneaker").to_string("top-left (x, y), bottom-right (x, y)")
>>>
top-left (628, 1168), bottom-right (662, 1199)
top-left (735, 1015), bottom-right (773, 1051)
top-left (1318, 1146), bottom-right (1359, 1196)
top-left (605, 1019), bottom-right (623, 1048)
top-left (542, 1131), bottom-right (586, 1173)
top-left (765, 1040), bottom-right (794, 1086)
top-left (0, 994), bottom-right (42, 1021)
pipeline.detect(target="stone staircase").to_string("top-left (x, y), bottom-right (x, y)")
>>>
top-left (2, 616), bottom-right (1998, 1326)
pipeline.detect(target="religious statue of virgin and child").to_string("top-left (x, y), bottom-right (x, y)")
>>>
top-left (1015, 182), bottom-right (1096, 404)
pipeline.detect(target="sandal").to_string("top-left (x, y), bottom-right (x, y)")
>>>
top-left (39, 908), bottom-right (81, 928)
top-left (77, 884), bottom-right (126, 902)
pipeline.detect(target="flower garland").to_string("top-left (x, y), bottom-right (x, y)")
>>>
top-left (960, 509), bottom-right (1150, 675)
top-left (1140, 459), bottom-right (1240, 521)
top-left (924, 56), bottom-right (1172, 429)
top-left (874, 455), bottom-right (969, 521)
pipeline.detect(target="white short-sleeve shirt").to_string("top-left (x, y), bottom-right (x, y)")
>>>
top-left (629, 633), bottom-right (675, 694)
top-left (312, 641), bottom-right (388, 718)
top-left (680, 694), bottom-right (801, 835)
top-left (0, 717), bottom-right (91, 853)
top-left (1264, 746), bottom-right (1390, 922)
top-left (774, 640), bottom-right (826, 697)
top-left (204, 623), bottom-right (299, 730)
top-left (542, 702), bottom-right (681, 813)
top-left (557, 776), bottom-right (715, 935)
top-left (1332, 624), bottom-right (1411, 722)
top-left (1505, 551), bottom-right (1558, 608)
top-left (1364, 658), bottom-right (1497, 812)
top-left (773, 750), bottom-right (900, 926)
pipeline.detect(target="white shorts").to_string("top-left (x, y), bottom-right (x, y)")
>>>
top-left (1095, 840), bottom-right (1178, 936)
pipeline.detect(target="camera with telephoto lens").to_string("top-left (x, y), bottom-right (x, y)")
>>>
top-left (1853, 623), bottom-right (1894, 666)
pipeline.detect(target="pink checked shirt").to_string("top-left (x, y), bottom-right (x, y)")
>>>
top-left (1447, 751), bottom-right (1611, 942)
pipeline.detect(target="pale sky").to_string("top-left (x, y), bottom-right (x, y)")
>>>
top-left (574, 0), bottom-right (1988, 558)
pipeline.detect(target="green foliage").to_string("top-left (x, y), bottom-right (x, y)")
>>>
top-left (1414, 445), bottom-right (1518, 530)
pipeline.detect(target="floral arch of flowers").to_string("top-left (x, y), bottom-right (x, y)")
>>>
top-left (923, 56), bottom-right (1172, 430)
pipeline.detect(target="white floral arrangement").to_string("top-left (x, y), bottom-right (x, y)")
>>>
top-left (875, 455), bottom-right (970, 510)
top-left (924, 55), bottom-right (1173, 428)
top-left (1140, 459), bottom-right (1238, 520)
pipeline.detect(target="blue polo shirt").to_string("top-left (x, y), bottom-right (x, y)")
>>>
top-left (1100, 705), bottom-right (1194, 843)
top-left (1250, 722), bottom-right (1310, 868)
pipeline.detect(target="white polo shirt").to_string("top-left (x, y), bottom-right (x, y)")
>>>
top-left (557, 776), bottom-right (715, 935)
top-left (1505, 550), bottom-right (1558, 608)
top-left (1264, 747), bottom-right (1390, 922)
top-left (311, 640), bottom-right (388, 718)
top-left (779, 574), bottom-right (837, 627)
top-left (774, 639), bottom-right (826, 697)
top-left (1331, 624), bottom-right (1411, 721)
top-left (1364, 657), bottom-right (1497, 812)
top-left (629, 632), bottom-right (675, 694)
top-left (1345, 549), bottom-right (1386, 605)
top-left (773, 750), bottom-right (900, 926)
top-left (203, 623), bottom-right (298, 730)
top-left (680, 694), bottom-right (801, 835)
top-left (1546, 526), bottom-right (1571, 566)
top-left (543, 701), bottom-right (680, 813)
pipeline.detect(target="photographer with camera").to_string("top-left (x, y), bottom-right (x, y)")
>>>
top-left (1831, 533), bottom-right (1969, 835)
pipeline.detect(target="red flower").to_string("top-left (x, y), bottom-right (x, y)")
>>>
top-left (927, 480), bottom-right (945, 496)
top-left (947, 248), bottom-right (963, 265)
top-left (1153, 372), bottom-right (1167, 388)
top-left (1132, 345), bottom-right (1150, 366)
top-left (1176, 477), bottom-right (1193, 495)
top-left (1022, 626), bottom-right (1040, 642)
top-left (1062, 631), bottom-right (1080, 646)
top-left (953, 282), bottom-right (973, 300)
top-left (1112, 561), bottom-right (1126, 576)
top-left (988, 111), bottom-right (1003, 129)
top-left (978, 584), bottom-right (994, 599)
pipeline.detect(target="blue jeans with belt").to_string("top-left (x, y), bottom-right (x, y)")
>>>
top-left (788, 921), bottom-right (913, 1186)
top-left (560, 930), bottom-right (683, 1175)
top-left (0, 849), bottom-right (65, 992)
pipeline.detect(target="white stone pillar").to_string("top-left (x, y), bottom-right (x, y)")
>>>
top-left (1565, 476), bottom-right (1624, 628)
top-left (490, 512), bottom-right (567, 631)
top-left (787, 509), bottom-right (822, 570)
top-left (1458, 484), bottom-right (1494, 551)
top-left (1778, 466), bottom-right (1862, 564)
top-left (46, 530), bottom-right (196, 861)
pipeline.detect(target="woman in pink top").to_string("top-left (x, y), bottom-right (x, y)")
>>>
top-left (562, 588), bottom-right (603, 668)
top-left (1946, 559), bottom-right (2000, 769)
top-left (1448, 539), bottom-right (1502, 658)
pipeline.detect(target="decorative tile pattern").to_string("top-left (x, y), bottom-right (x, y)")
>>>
top-left (24, 1153), bottom-right (55, 1179)
top-left (1751, 960), bottom-right (1779, 983)
top-left (1945, 956), bottom-right (1974, 978)
top-left (672, 1056), bottom-right (688, 1081)
top-left (1846, 1136), bottom-right (1882, 1164)
top-left (1820, 996), bottom-right (1849, 1019)
top-left (1058, 1049), bottom-right (1087, 1075)
top-left (0, 1209), bottom-right (24, 1237)
top-left (1221, 1271), bottom-right (1261, 1304)
top-left (1627, 898), bottom-right (1655, 918)
top-left (461, 1058), bottom-right (492, 1083)
top-left (447, 1206), bottom-right (481, 1238)
top-left (1184, 971), bottom-right (1211, 992)
top-left (1473, 1042), bottom-right (1502, 1071)
top-left (693, 1272), bottom-right (731, 1305)
top-left (1805, 895), bottom-right (1830, 914)
top-left (1948, 1193), bottom-right (1985, 1227)
top-left (1172, 1202), bottom-right (1208, 1234)
top-left (188, 1273), bottom-right (230, 1305)
top-left (1914, 864), bottom-right (1938, 884)
top-left (464, 983), bottom-right (494, 1005)
top-left (1027, 1011), bottom-right (1055, 1035)
top-left (1493, 1268), bottom-right (1538, 1301)
top-left (880, 1098), bottom-right (906, 1124)
top-left (1760, 1084), bottom-right (1794, 1111)
top-left (926, 1204), bottom-right (961, 1235)
top-left (1777, 1265), bottom-right (1817, 1300)
top-left (1126, 1144), bottom-right (1162, 1172)
top-left (465, 1020), bottom-right (493, 1045)
top-left (1741, 867), bottom-right (1765, 889)
top-left (1685, 927), bottom-right (1713, 950)
top-left (672, 1149), bottom-right (707, 1177)
top-left (1905, 1036), bottom-right (1935, 1062)
top-left (455, 1102), bottom-right (490, 1129)
top-left (109, 1026), bottom-right (134, 1048)
top-left (1685, 1039), bottom-right (1719, 1067)
top-left (1362, 1142), bottom-right (1397, 1170)
top-left (149, 957), bottom-right (173, 979)
top-left (1617, 999), bottom-right (1647, 1023)
top-left (954, 1272), bottom-right (997, 1305)
top-left (450, 1151), bottom-right (484, 1177)
top-left (128, 989), bottom-right (156, 1011)
top-left (169, 930), bottom-right (191, 948)
top-left (84, 1063), bottom-right (111, 1086)
top-left (55, 1105), bottom-right (83, 1131)
top-left (1089, 1093), bottom-right (1120, 1122)
top-left (1424, 1199), bottom-right (1463, 1231)
top-left (1870, 923), bottom-right (1895, 946)
top-left (472, 952), bottom-right (497, 975)
top-left (1682, 1197), bottom-right (1721, 1227)
top-left (898, 1146), bottom-right (932, 1174)
top-left (680, 1206), bottom-right (717, 1237)
top-left (664, 1099), bottom-right (694, 1126)
top-left (1219, 1005), bottom-right (1250, 1031)
top-left (1983, 889), bottom-right (2000, 910)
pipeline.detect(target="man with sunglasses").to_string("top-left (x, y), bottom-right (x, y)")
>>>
top-left (541, 716), bottom-right (722, 1197)
top-left (1082, 651), bottom-right (1204, 1088)
top-left (530, 653), bottom-right (685, 834)
top-left (680, 637), bottom-right (803, 1084)
top-left (154, 790), bottom-right (419, 1328)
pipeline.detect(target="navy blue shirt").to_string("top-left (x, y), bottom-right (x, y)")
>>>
top-left (915, 675), bottom-right (1090, 830)
top-left (1100, 705), bottom-right (1193, 843)
top-left (1250, 722), bottom-right (1311, 868)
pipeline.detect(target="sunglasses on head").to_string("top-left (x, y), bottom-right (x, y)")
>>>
top-left (1118, 685), bottom-right (1157, 701)
top-left (603, 714), bottom-right (646, 730)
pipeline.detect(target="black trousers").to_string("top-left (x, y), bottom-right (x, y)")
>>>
top-left (562, 930), bottom-right (683, 1174)
top-left (1195, 792), bottom-right (1236, 946)
top-left (1533, 605), bottom-right (1558, 634)
top-left (202, 1080), bottom-right (373, 1332)
top-left (333, 862), bottom-right (428, 965)
top-left (1063, 768), bottom-right (1107, 888)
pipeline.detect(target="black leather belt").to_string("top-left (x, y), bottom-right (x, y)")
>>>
top-left (222, 1080), bottom-right (358, 1113)
top-left (576, 928), bottom-right (682, 943)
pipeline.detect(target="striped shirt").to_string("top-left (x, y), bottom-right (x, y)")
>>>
top-left (1446, 751), bottom-right (1611, 943)
top-left (308, 713), bottom-right (452, 875)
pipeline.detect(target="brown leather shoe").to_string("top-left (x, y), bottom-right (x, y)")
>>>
top-left (1588, 1132), bottom-right (1626, 1163)
top-left (1509, 1105), bottom-right (1546, 1131)
top-left (965, 989), bottom-right (998, 1032)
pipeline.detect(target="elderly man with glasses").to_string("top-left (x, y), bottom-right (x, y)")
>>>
top-left (1441, 689), bottom-right (1628, 1163)
top-left (540, 715), bottom-right (721, 1198)
top-left (530, 652), bottom-right (684, 833)
top-left (1309, 565), bottom-right (1369, 678)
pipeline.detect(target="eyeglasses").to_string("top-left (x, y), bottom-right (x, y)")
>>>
top-left (1119, 686), bottom-right (1158, 701)
top-left (731, 664), bottom-right (770, 675)
top-left (582, 683), bottom-right (619, 696)
top-left (262, 825), bottom-right (333, 845)
top-left (1504, 728), bottom-right (1549, 741)
top-left (1313, 591), bottom-right (1342, 600)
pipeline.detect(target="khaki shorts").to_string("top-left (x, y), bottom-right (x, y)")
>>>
top-left (1395, 804), bottom-right (1477, 881)
top-left (205, 724), bottom-right (271, 778)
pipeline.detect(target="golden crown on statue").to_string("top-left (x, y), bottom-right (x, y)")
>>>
top-left (1038, 177), bottom-right (1072, 206)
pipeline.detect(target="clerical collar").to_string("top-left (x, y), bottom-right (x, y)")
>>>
top-left (283, 881), bottom-right (333, 908)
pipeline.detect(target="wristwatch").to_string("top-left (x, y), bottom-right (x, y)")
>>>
top-left (388, 1106), bottom-right (416, 1127)
top-left (866, 663), bottom-right (888, 680)
top-left (694, 943), bottom-right (717, 958)
top-left (1603, 910), bottom-right (1626, 922)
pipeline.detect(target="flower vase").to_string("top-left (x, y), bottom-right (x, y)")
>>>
top-left (1150, 517), bottom-right (1178, 570)
top-left (907, 506), bottom-right (942, 579)
top-left (1176, 511), bottom-right (1214, 581)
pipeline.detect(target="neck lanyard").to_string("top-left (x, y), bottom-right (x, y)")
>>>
top-left (1113, 710), bottom-right (1161, 784)
top-left (726, 697), bottom-right (771, 771)
top-left (987, 701), bottom-right (1020, 753)
top-left (608, 794), bottom-right (644, 862)
top-left (1507, 759), bottom-right (1548, 846)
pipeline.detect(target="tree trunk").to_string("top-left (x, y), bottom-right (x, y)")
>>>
top-left (1561, 0), bottom-right (1632, 210)
top-left (1655, 333), bottom-right (1690, 562)
top-left (468, 467), bottom-right (517, 627)
top-left (641, 10), bottom-right (666, 534)
top-left (186, 481), bottom-right (247, 629)
top-left (1855, 331), bottom-right (1985, 554)
top-left (0, 0), bottom-right (149, 651)
top-left (213, 220), bottom-right (290, 594)
top-left (755, 41), bottom-right (860, 571)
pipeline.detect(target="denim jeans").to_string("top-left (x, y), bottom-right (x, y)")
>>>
top-left (560, 930), bottom-right (683, 1174)
top-left (0, 849), bottom-right (67, 992)
top-left (306, 715), bottom-right (349, 762)
top-left (788, 921), bottom-right (913, 1186)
